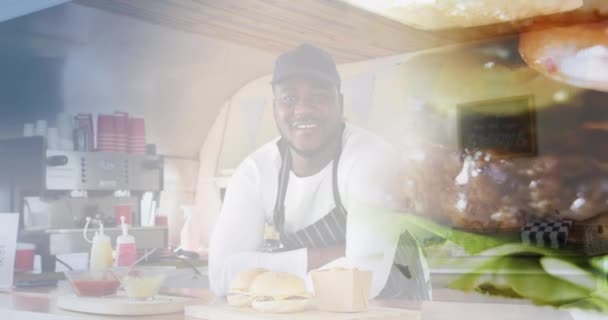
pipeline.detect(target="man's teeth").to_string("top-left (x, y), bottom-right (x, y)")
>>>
top-left (296, 124), bottom-right (317, 129)
top-left (292, 122), bottom-right (318, 129)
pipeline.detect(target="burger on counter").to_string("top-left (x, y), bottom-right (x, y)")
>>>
top-left (224, 268), bottom-right (374, 313)
top-left (226, 268), bottom-right (268, 307)
top-left (395, 37), bottom-right (608, 233)
top-left (248, 272), bottom-right (312, 313)
top-left (226, 270), bottom-right (312, 313)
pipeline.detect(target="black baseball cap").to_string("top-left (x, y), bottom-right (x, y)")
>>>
top-left (271, 44), bottom-right (341, 89)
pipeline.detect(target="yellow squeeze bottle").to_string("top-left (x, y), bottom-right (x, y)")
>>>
top-left (89, 222), bottom-right (113, 271)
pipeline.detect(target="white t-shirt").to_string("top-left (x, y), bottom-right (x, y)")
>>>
top-left (208, 124), bottom-right (405, 297)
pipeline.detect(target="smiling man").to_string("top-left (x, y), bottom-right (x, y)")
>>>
top-left (209, 44), bottom-right (431, 300)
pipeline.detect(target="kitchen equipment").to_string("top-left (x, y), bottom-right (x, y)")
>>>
top-left (0, 137), bottom-right (165, 272)
top-left (0, 137), bottom-right (45, 215)
top-left (46, 127), bottom-right (59, 150)
top-left (56, 293), bottom-right (193, 315)
top-left (44, 150), bottom-right (163, 191)
top-left (56, 112), bottom-right (74, 144)
top-left (74, 113), bottom-right (94, 152)
top-left (185, 304), bottom-right (420, 320)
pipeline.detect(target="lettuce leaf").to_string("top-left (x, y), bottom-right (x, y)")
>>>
top-left (450, 256), bottom-right (591, 305)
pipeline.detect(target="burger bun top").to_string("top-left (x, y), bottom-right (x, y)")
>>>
top-left (229, 268), bottom-right (268, 294)
top-left (249, 272), bottom-right (310, 298)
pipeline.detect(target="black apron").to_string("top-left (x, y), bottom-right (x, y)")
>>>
top-left (264, 135), bottom-right (431, 300)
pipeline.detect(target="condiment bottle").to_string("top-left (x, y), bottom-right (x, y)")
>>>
top-left (89, 222), bottom-right (113, 271)
top-left (179, 205), bottom-right (201, 252)
top-left (115, 216), bottom-right (137, 267)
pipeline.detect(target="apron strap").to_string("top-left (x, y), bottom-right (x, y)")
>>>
top-left (272, 125), bottom-right (346, 234)
top-left (273, 139), bottom-right (291, 230)
top-left (331, 142), bottom-right (346, 215)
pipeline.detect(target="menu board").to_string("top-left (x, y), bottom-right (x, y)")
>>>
top-left (0, 213), bottom-right (18, 290)
top-left (458, 95), bottom-right (537, 157)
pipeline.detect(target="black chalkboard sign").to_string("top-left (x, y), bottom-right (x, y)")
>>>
top-left (458, 95), bottom-right (537, 157)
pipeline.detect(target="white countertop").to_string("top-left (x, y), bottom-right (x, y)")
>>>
top-left (0, 285), bottom-right (602, 320)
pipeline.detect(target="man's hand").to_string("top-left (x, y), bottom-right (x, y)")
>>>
top-left (307, 246), bottom-right (345, 271)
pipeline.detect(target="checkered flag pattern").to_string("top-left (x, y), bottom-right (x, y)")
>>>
top-left (520, 219), bottom-right (572, 249)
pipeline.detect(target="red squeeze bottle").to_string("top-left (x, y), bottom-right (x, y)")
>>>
top-left (115, 216), bottom-right (137, 267)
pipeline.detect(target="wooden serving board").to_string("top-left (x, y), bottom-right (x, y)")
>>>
top-left (185, 303), bottom-right (421, 320)
top-left (57, 293), bottom-right (194, 316)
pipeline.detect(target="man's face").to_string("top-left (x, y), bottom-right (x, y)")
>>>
top-left (273, 77), bottom-right (343, 157)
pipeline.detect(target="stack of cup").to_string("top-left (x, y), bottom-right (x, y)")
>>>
top-left (97, 114), bottom-right (117, 152)
top-left (114, 112), bottom-right (129, 153)
top-left (129, 117), bottom-right (147, 154)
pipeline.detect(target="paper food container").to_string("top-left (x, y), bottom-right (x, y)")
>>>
top-left (311, 268), bottom-right (372, 313)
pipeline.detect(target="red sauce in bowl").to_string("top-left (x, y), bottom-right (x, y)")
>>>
top-left (71, 279), bottom-right (120, 297)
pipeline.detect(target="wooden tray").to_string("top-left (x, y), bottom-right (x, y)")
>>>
top-left (185, 303), bottom-right (420, 320)
top-left (57, 293), bottom-right (194, 316)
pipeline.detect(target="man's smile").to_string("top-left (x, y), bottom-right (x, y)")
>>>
top-left (291, 119), bottom-right (321, 132)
